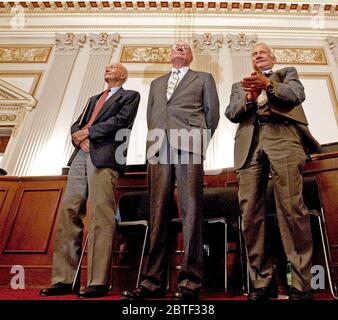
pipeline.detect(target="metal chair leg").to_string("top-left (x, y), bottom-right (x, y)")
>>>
top-left (317, 214), bottom-right (338, 300)
top-left (224, 221), bottom-right (228, 295)
top-left (72, 234), bottom-right (88, 293)
top-left (136, 224), bottom-right (148, 288)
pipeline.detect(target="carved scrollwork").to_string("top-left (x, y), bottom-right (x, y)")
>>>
top-left (192, 33), bottom-right (223, 54)
top-left (227, 33), bottom-right (257, 55)
top-left (55, 33), bottom-right (86, 55)
top-left (89, 32), bottom-right (120, 54)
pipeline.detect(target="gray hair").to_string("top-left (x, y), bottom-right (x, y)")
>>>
top-left (253, 42), bottom-right (275, 59)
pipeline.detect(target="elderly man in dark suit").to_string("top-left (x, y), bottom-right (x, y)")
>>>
top-left (225, 43), bottom-right (321, 301)
top-left (40, 63), bottom-right (140, 298)
top-left (122, 40), bottom-right (220, 300)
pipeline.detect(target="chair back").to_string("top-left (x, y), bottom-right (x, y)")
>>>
top-left (118, 191), bottom-right (150, 221)
top-left (203, 187), bottom-right (241, 229)
top-left (266, 176), bottom-right (321, 214)
top-left (118, 191), bottom-right (178, 222)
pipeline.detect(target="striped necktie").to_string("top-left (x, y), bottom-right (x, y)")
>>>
top-left (166, 70), bottom-right (180, 100)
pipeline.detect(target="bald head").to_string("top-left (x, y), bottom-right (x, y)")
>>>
top-left (104, 63), bottom-right (128, 86)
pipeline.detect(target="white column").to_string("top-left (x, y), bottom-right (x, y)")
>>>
top-left (328, 36), bottom-right (338, 66)
top-left (60, 33), bottom-right (120, 167)
top-left (191, 33), bottom-right (223, 170)
top-left (5, 33), bottom-right (86, 176)
top-left (227, 33), bottom-right (257, 82)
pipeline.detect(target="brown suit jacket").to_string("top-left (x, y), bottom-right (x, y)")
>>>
top-left (225, 67), bottom-right (321, 170)
top-left (146, 69), bottom-right (220, 159)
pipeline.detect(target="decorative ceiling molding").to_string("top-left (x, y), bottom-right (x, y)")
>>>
top-left (1, 1), bottom-right (337, 16)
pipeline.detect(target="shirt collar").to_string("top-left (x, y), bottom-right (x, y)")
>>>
top-left (262, 69), bottom-right (273, 75)
top-left (171, 66), bottom-right (189, 76)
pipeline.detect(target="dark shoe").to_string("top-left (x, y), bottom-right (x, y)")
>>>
top-left (172, 287), bottom-right (199, 301)
top-left (248, 286), bottom-right (274, 301)
top-left (77, 285), bottom-right (108, 299)
top-left (288, 287), bottom-right (313, 301)
top-left (121, 285), bottom-right (166, 300)
top-left (40, 283), bottom-right (73, 296)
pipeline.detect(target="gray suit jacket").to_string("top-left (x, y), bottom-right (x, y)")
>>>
top-left (146, 69), bottom-right (220, 158)
top-left (225, 67), bottom-right (321, 170)
top-left (68, 88), bottom-right (140, 173)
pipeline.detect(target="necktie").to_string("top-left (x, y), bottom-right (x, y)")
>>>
top-left (83, 89), bottom-right (110, 129)
top-left (166, 70), bottom-right (180, 100)
top-left (257, 90), bottom-right (268, 107)
top-left (256, 71), bottom-right (272, 107)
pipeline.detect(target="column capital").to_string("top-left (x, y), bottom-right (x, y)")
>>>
top-left (55, 33), bottom-right (86, 55)
top-left (192, 33), bottom-right (223, 54)
top-left (89, 32), bottom-right (120, 55)
top-left (227, 33), bottom-right (257, 55)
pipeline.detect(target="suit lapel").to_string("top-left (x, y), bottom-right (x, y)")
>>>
top-left (160, 73), bottom-right (171, 101)
top-left (167, 69), bottom-right (199, 102)
top-left (94, 87), bottom-right (124, 123)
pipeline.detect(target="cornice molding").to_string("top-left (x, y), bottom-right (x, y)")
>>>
top-left (1, 1), bottom-right (338, 17)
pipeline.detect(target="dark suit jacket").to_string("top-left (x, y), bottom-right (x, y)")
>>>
top-left (146, 69), bottom-right (220, 158)
top-left (68, 88), bottom-right (140, 173)
top-left (225, 67), bottom-right (321, 170)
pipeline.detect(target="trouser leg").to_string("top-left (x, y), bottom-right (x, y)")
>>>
top-left (266, 123), bottom-right (313, 291)
top-left (52, 150), bottom-right (88, 285)
top-left (175, 152), bottom-right (204, 291)
top-left (141, 163), bottom-right (175, 291)
top-left (238, 161), bottom-right (272, 289)
top-left (237, 126), bottom-right (273, 289)
top-left (86, 159), bottom-right (119, 286)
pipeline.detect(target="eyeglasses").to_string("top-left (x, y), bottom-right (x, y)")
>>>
top-left (171, 44), bottom-right (190, 51)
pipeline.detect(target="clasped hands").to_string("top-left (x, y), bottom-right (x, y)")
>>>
top-left (240, 71), bottom-right (271, 102)
top-left (72, 129), bottom-right (90, 153)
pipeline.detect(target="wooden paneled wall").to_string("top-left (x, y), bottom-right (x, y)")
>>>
top-left (0, 152), bottom-right (337, 292)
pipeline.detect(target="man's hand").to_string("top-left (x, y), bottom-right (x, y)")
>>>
top-left (241, 71), bottom-right (271, 92)
top-left (246, 91), bottom-right (260, 102)
top-left (79, 138), bottom-right (90, 153)
top-left (72, 128), bottom-right (89, 146)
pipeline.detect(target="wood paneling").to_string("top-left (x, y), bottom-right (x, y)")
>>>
top-left (0, 153), bottom-right (337, 290)
top-left (4, 188), bottom-right (63, 253)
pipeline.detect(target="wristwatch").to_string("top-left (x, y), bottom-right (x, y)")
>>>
top-left (266, 81), bottom-right (274, 94)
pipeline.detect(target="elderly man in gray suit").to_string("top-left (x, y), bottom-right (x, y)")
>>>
top-left (40, 63), bottom-right (140, 299)
top-left (225, 43), bottom-right (321, 301)
top-left (122, 40), bottom-right (220, 300)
